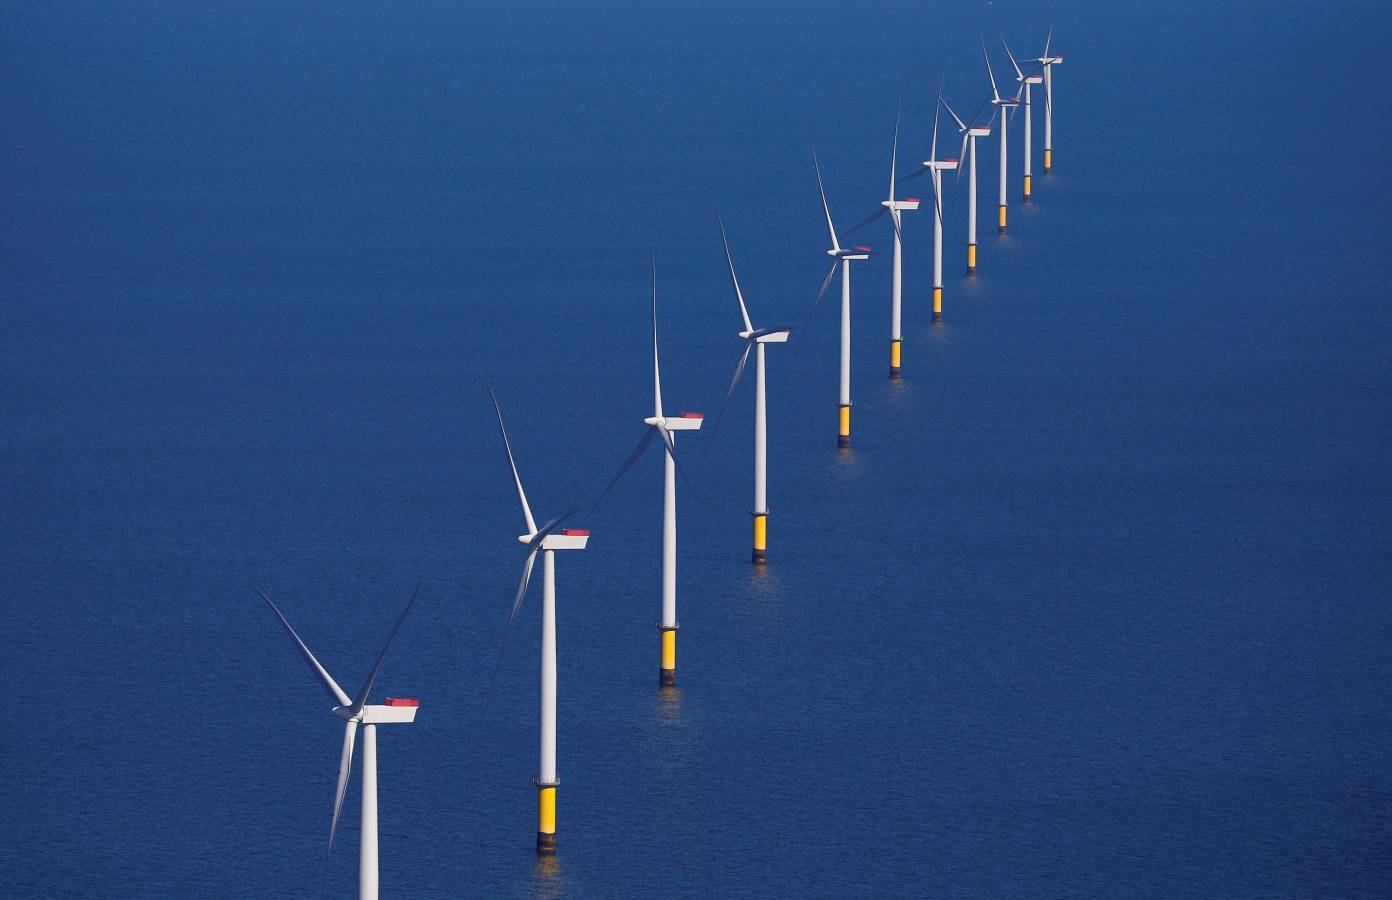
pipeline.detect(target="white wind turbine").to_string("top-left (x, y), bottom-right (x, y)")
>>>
top-left (808, 147), bottom-right (873, 448)
top-left (488, 386), bottom-right (589, 855)
top-left (936, 87), bottom-right (993, 274)
top-left (587, 259), bottom-right (706, 683)
top-left (259, 588), bottom-right (420, 900)
top-left (920, 97), bottom-right (958, 322)
top-left (1000, 32), bottom-right (1046, 203)
top-left (1029, 18), bottom-right (1064, 173)
top-left (982, 34), bottom-right (1021, 234)
top-left (842, 101), bottom-right (918, 376)
top-left (714, 215), bottom-right (790, 564)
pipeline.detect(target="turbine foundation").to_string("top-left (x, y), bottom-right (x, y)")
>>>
top-left (752, 512), bottom-right (767, 564)
top-left (998, 205), bottom-right (1007, 234)
top-left (536, 783), bottom-right (557, 855)
top-left (1044, 149), bottom-right (1052, 173)
top-left (659, 624), bottom-right (677, 687)
top-left (932, 287), bottom-right (943, 323)
top-left (889, 340), bottom-right (902, 379)
top-left (837, 404), bottom-right (850, 449)
top-left (1023, 174), bottom-right (1032, 203)
top-left (967, 243), bottom-right (977, 274)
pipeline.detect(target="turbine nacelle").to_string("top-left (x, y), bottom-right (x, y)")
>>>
top-left (741, 328), bottom-right (790, 343)
top-left (923, 159), bottom-right (959, 172)
top-left (829, 246), bottom-right (872, 260)
top-left (645, 412), bottom-right (704, 431)
top-left (881, 198), bottom-right (921, 211)
top-left (968, 127), bottom-right (992, 137)
top-left (1034, 56), bottom-right (1064, 65)
top-left (1020, 74), bottom-right (1045, 85)
top-left (517, 529), bottom-right (590, 550)
top-left (331, 700), bottom-right (421, 725)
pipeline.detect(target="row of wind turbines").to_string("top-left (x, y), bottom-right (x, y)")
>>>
top-left (257, 23), bottom-right (1064, 899)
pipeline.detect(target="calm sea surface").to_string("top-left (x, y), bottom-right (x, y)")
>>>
top-left (3, 1), bottom-right (1390, 896)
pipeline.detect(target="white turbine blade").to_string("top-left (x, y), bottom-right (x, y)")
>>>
top-left (843, 204), bottom-right (889, 237)
top-left (1043, 15), bottom-right (1055, 59)
top-left (981, 34), bottom-right (1001, 102)
top-left (486, 383), bottom-right (538, 535)
top-left (930, 94), bottom-right (941, 163)
top-left (327, 720), bottom-right (358, 858)
top-left (591, 426), bottom-right (658, 512)
top-left (651, 253), bottom-right (664, 420)
top-left (348, 585), bottom-right (419, 716)
top-left (528, 505), bottom-right (584, 550)
top-left (509, 549), bottom-right (538, 624)
top-left (655, 422), bottom-right (687, 485)
top-left (717, 214), bottom-right (755, 333)
top-left (259, 591), bottom-right (351, 707)
top-left (999, 31), bottom-right (1025, 82)
top-left (936, 86), bottom-right (969, 134)
top-left (796, 258), bottom-right (841, 342)
top-left (954, 132), bottom-right (970, 185)
top-left (811, 146), bottom-right (841, 252)
top-left (888, 96), bottom-right (900, 202)
top-left (711, 339), bottom-right (754, 435)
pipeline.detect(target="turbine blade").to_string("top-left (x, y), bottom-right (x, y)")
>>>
top-left (590, 426), bottom-right (658, 513)
top-left (651, 253), bottom-right (663, 420)
top-left (486, 383), bottom-right (538, 535)
top-left (655, 423), bottom-right (690, 487)
top-left (259, 591), bottom-right (351, 708)
top-left (954, 133), bottom-right (970, 186)
top-left (998, 30), bottom-right (1025, 81)
top-left (896, 165), bottom-right (930, 186)
top-left (509, 549), bottom-right (538, 624)
top-left (811, 145), bottom-right (841, 252)
top-left (934, 84), bottom-right (969, 133)
top-left (717, 213), bottom-right (755, 333)
top-left (929, 85), bottom-right (942, 163)
top-left (796, 259), bottom-right (841, 342)
top-left (981, 34), bottom-right (1001, 102)
top-left (327, 720), bottom-right (357, 858)
top-left (842, 205), bottom-right (889, 237)
top-left (348, 585), bottom-right (419, 716)
top-left (889, 95), bottom-right (901, 202)
top-left (711, 339), bottom-right (754, 436)
top-left (1043, 15), bottom-right (1055, 59)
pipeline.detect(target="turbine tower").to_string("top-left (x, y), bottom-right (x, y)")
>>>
top-left (1030, 19), bottom-right (1064, 173)
top-left (921, 99), bottom-right (958, 322)
top-left (488, 386), bottom-right (589, 856)
top-left (812, 147), bottom-right (873, 448)
top-left (936, 88), bottom-right (992, 274)
top-left (643, 260), bottom-right (703, 686)
top-left (1000, 32), bottom-right (1045, 203)
top-left (259, 588), bottom-right (420, 900)
top-left (982, 34), bottom-right (1020, 234)
top-left (715, 215), bottom-right (790, 564)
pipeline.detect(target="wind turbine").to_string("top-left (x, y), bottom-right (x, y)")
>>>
top-left (1000, 32), bottom-right (1045, 203)
top-left (810, 147), bottom-right (873, 448)
top-left (488, 386), bottom-right (589, 855)
top-left (1029, 19), bottom-right (1064, 173)
top-left (982, 34), bottom-right (1021, 234)
top-left (936, 88), bottom-right (992, 274)
top-left (259, 588), bottom-right (420, 900)
top-left (921, 98), bottom-right (958, 322)
top-left (715, 215), bottom-right (790, 564)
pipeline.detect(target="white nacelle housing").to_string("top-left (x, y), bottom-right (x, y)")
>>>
top-left (753, 330), bottom-right (791, 344)
top-left (360, 703), bottom-right (420, 725)
top-left (969, 127), bottom-right (991, 137)
top-left (663, 413), bottom-right (704, 432)
top-left (883, 198), bottom-right (921, 211)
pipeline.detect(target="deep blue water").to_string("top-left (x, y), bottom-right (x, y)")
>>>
top-left (3, 1), bottom-right (1391, 896)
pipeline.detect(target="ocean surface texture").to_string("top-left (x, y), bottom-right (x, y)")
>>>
top-left (3, 1), bottom-right (1390, 896)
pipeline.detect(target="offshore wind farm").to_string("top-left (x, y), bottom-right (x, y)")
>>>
top-left (4, 1), bottom-right (1392, 897)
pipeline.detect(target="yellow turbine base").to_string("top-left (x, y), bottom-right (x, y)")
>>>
top-left (890, 339), bottom-right (902, 374)
top-left (661, 628), bottom-right (676, 672)
top-left (753, 513), bottom-right (767, 563)
top-left (1023, 174), bottom-right (1031, 201)
top-left (838, 405), bottom-right (850, 447)
top-left (967, 243), bottom-right (977, 272)
top-left (932, 287), bottom-right (942, 322)
top-left (1044, 149), bottom-right (1052, 171)
top-left (998, 205), bottom-right (1007, 232)
top-left (537, 786), bottom-right (556, 853)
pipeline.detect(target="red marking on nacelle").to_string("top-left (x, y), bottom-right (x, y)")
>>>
top-left (385, 698), bottom-right (420, 707)
top-left (854, 246), bottom-right (872, 252)
top-left (680, 412), bottom-right (704, 419)
top-left (562, 529), bottom-right (590, 536)
top-left (904, 197), bottom-right (920, 202)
